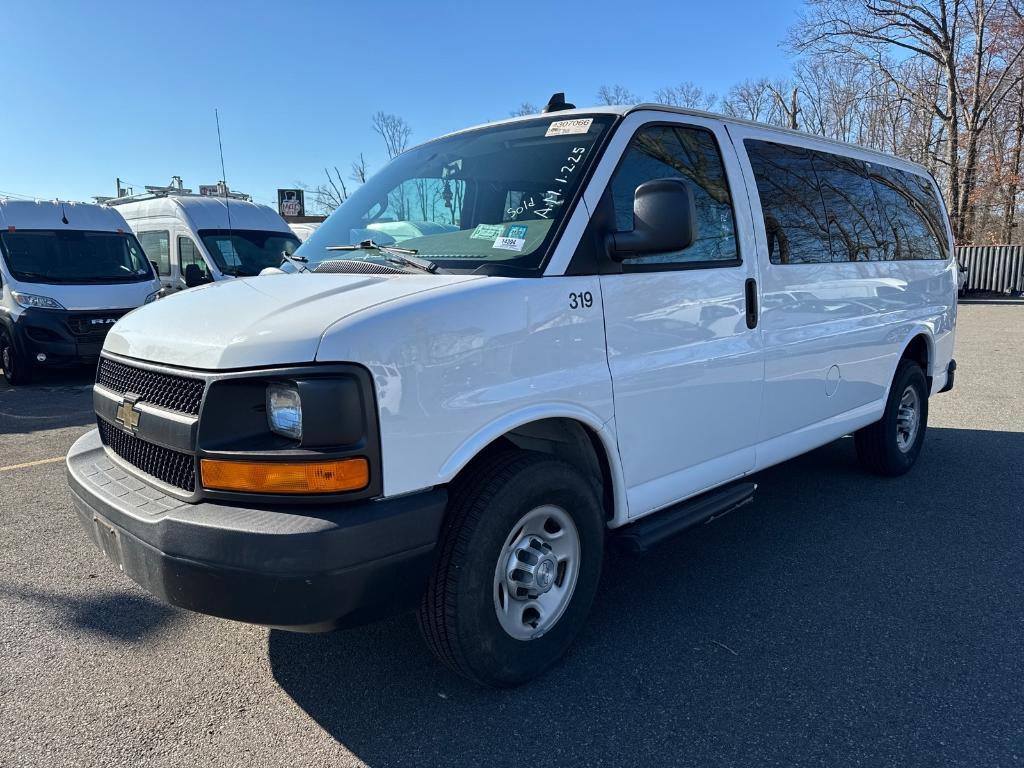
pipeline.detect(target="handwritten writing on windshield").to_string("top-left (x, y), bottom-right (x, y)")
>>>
top-left (506, 146), bottom-right (587, 221)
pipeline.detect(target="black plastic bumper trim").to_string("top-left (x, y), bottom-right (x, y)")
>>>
top-left (67, 430), bottom-right (447, 630)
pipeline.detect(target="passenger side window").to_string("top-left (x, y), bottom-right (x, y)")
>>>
top-left (812, 153), bottom-right (886, 262)
top-left (869, 165), bottom-right (947, 260)
top-left (177, 236), bottom-right (210, 278)
top-left (611, 125), bottom-right (738, 266)
top-left (137, 230), bottom-right (170, 275)
top-left (745, 140), bottom-right (831, 264)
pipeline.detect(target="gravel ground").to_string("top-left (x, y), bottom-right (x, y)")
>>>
top-left (1, 302), bottom-right (1022, 767)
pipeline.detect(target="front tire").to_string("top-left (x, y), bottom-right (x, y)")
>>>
top-left (0, 329), bottom-right (32, 386)
top-left (855, 359), bottom-right (928, 476)
top-left (418, 450), bottom-right (604, 687)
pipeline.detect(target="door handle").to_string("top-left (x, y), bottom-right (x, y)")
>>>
top-left (745, 278), bottom-right (758, 329)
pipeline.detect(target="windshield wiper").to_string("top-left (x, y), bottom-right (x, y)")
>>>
top-left (280, 251), bottom-right (310, 273)
top-left (326, 239), bottom-right (442, 274)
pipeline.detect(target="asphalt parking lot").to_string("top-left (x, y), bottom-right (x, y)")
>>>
top-left (1, 302), bottom-right (1022, 767)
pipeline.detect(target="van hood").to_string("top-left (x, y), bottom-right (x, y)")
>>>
top-left (103, 273), bottom-right (484, 369)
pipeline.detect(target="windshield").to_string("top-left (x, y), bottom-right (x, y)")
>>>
top-left (297, 114), bottom-right (616, 274)
top-left (0, 229), bottom-right (154, 284)
top-left (198, 229), bottom-right (301, 276)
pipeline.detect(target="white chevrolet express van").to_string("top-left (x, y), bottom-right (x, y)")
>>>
top-left (109, 194), bottom-right (300, 291)
top-left (0, 200), bottom-right (160, 385)
top-left (67, 102), bottom-right (957, 686)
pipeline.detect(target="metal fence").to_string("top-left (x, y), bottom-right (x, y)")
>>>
top-left (957, 245), bottom-right (1024, 294)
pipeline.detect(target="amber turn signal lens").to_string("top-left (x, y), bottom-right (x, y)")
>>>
top-left (200, 457), bottom-right (369, 494)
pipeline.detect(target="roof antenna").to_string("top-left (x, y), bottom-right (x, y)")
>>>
top-left (215, 108), bottom-right (234, 238)
top-left (60, 202), bottom-right (69, 224)
top-left (542, 92), bottom-right (575, 113)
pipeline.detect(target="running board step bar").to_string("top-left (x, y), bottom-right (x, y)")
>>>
top-left (615, 482), bottom-right (757, 555)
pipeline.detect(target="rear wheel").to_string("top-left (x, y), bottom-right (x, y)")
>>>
top-left (855, 359), bottom-right (928, 476)
top-left (0, 329), bottom-right (32, 386)
top-left (418, 450), bottom-right (604, 687)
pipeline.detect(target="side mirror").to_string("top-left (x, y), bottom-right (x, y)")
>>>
top-left (184, 263), bottom-right (210, 288)
top-left (149, 260), bottom-right (160, 276)
top-left (606, 178), bottom-right (697, 261)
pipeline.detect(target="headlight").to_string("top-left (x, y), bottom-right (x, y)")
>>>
top-left (11, 291), bottom-right (65, 310)
top-left (144, 290), bottom-right (161, 304)
top-left (267, 383), bottom-right (302, 440)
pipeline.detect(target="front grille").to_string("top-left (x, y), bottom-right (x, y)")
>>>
top-left (98, 420), bottom-right (196, 492)
top-left (96, 358), bottom-right (205, 416)
top-left (69, 315), bottom-right (122, 335)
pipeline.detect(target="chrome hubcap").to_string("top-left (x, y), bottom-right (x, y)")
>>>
top-left (896, 385), bottom-right (920, 452)
top-left (494, 505), bottom-right (580, 641)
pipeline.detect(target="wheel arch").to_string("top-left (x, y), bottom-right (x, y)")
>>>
top-left (897, 330), bottom-right (934, 391)
top-left (437, 407), bottom-right (627, 526)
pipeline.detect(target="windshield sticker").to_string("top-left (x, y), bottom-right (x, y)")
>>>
top-left (545, 118), bottom-right (593, 137)
top-left (470, 223), bottom-right (505, 240)
top-left (493, 225), bottom-right (527, 252)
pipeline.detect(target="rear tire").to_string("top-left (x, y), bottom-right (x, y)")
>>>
top-left (418, 449), bottom-right (604, 687)
top-left (855, 359), bottom-right (928, 476)
top-left (0, 329), bottom-right (32, 386)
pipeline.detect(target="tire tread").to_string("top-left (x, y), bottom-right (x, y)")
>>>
top-left (417, 449), bottom-right (555, 683)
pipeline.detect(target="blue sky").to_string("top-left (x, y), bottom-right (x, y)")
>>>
top-left (3, 0), bottom-right (802, 211)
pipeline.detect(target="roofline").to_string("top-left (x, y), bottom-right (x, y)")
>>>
top-left (625, 103), bottom-right (933, 175)
top-left (413, 102), bottom-right (931, 177)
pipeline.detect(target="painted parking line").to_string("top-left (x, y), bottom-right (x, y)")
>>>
top-left (0, 456), bottom-right (65, 472)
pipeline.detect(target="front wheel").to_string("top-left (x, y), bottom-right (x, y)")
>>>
top-left (0, 329), bottom-right (32, 386)
top-left (418, 450), bottom-right (604, 687)
top-left (855, 359), bottom-right (929, 476)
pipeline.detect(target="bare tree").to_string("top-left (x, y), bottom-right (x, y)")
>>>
top-left (790, 0), bottom-right (1024, 241)
top-left (313, 166), bottom-right (348, 213)
top-left (511, 102), bottom-right (539, 116)
top-left (372, 111), bottom-right (412, 159)
top-left (653, 81), bottom-right (718, 110)
top-left (596, 84), bottom-right (640, 105)
top-left (722, 78), bottom-right (782, 122)
top-left (350, 153), bottom-right (369, 184)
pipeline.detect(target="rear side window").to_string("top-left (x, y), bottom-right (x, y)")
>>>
top-left (744, 140), bottom-right (831, 264)
top-left (868, 164), bottom-right (948, 260)
top-left (611, 125), bottom-right (738, 266)
top-left (137, 230), bottom-right (170, 275)
top-left (746, 139), bottom-right (948, 264)
top-left (812, 153), bottom-right (886, 262)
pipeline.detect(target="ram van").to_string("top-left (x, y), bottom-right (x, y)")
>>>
top-left (67, 100), bottom-right (957, 686)
top-left (109, 192), bottom-right (300, 291)
top-left (0, 200), bottom-right (160, 385)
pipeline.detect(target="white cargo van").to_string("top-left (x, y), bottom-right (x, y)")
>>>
top-left (0, 200), bottom-right (160, 385)
top-left (67, 101), bottom-right (957, 687)
top-left (108, 191), bottom-right (300, 291)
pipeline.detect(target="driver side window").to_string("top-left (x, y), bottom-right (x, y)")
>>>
top-left (611, 125), bottom-right (739, 266)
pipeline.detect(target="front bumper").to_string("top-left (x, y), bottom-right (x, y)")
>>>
top-left (11, 307), bottom-right (130, 367)
top-left (67, 429), bottom-right (447, 631)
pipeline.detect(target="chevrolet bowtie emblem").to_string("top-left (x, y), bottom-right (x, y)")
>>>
top-left (115, 395), bottom-right (141, 433)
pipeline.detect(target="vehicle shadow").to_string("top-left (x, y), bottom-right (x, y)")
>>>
top-left (268, 427), bottom-right (1024, 766)
top-left (0, 366), bottom-right (96, 434)
top-left (0, 581), bottom-right (181, 643)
